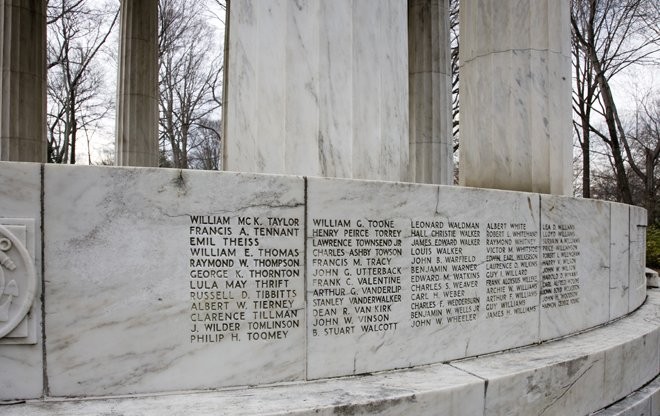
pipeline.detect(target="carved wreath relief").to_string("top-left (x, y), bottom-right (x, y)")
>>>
top-left (0, 225), bottom-right (37, 339)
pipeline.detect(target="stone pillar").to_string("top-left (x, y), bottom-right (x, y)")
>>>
top-left (223, 0), bottom-right (408, 181)
top-left (408, 0), bottom-right (453, 185)
top-left (0, 0), bottom-right (46, 162)
top-left (459, 0), bottom-right (572, 195)
top-left (115, 0), bottom-right (158, 167)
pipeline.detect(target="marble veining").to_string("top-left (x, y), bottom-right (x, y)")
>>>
top-left (3, 291), bottom-right (659, 415)
top-left (224, 0), bottom-right (408, 181)
top-left (0, 162), bottom-right (43, 401)
top-left (610, 203), bottom-right (630, 319)
top-left (630, 206), bottom-right (648, 311)
top-left (455, 290), bottom-right (660, 416)
top-left (44, 165), bottom-right (306, 396)
top-left (0, 161), bottom-right (648, 401)
top-left (408, 0), bottom-right (453, 185)
top-left (306, 178), bottom-right (542, 379)
top-left (539, 195), bottom-right (611, 339)
top-left (459, 0), bottom-right (572, 195)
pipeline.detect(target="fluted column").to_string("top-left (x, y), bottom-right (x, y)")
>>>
top-left (115, 0), bottom-right (158, 167)
top-left (459, 0), bottom-right (572, 195)
top-left (408, 0), bottom-right (453, 185)
top-left (0, 0), bottom-right (46, 162)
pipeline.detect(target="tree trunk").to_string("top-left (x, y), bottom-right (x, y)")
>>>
top-left (589, 49), bottom-right (633, 203)
top-left (581, 120), bottom-right (591, 198)
top-left (69, 92), bottom-right (77, 164)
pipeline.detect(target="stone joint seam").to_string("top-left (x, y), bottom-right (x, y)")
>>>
top-left (460, 48), bottom-right (568, 67)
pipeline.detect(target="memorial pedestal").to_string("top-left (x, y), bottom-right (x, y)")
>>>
top-left (3, 290), bottom-right (659, 416)
top-left (0, 162), bottom-right (654, 415)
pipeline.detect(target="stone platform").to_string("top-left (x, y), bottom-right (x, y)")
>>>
top-left (0, 162), bottom-right (653, 414)
top-left (2, 290), bottom-right (659, 416)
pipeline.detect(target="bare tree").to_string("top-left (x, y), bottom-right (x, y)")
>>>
top-left (158, 0), bottom-right (223, 169)
top-left (46, 0), bottom-right (119, 164)
top-left (625, 94), bottom-right (660, 222)
top-left (188, 118), bottom-right (223, 170)
top-left (571, 0), bottom-right (660, 203)
top-left (571, 17), bottom-right (599, 198)
top-left (209, 0), bottom-right (226, 23)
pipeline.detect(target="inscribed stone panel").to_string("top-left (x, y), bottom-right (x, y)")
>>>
top-left (539, 195), bottom-right (610, 339)
top-left (45, 166), bottom-right (305, 396)
top-left (307, 178), bottom-right (541, 378)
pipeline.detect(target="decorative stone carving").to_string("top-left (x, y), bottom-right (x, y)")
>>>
top-left (0, 225), bottom-right (37, 339)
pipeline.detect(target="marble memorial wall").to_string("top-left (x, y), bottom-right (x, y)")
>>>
top-left (43, 166), bottom-right (306, 396)
top-left (630, 206), bottom-right (648, 309)
top-left (306, 179), bottom-right (542, 378)
top-left (539, 196), bottom-right (610, 339)
top-left (0, 164), bottom-right (648, 399)
top-left (0, 163), bottom-right (43, 401)
top-left (609, 203), bottom-right (631, 319)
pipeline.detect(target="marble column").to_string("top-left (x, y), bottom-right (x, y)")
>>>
top-left (408, 0), bottom-right (453, 185)
top-left (0, 0), bottom-right (46, 162)
top-left (115, 0), bottom-right (158, 167)
top-left (223, 0), bottom-right (408, 181)
top-left (459, 0), bottom-right (572, 195)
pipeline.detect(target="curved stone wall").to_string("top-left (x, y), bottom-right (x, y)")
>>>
top-left (4, 289), bottom-right (660, 415)
top-left (0, 162), bottom-right (648, 400)
top-left (305, 177), bottom-right (646, 378)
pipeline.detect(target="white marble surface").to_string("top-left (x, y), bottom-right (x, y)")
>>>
top-left (459, 0), bottom-right (572, 195)
top-left (4, 291), bottom-right (659, 416)
top-left (466, 348), bottom-right (608, 416)
top-left (0, 162), bottom-right (43, 401)
top-left (408, 0), bottom-right (453, 185)
top-left (306, 178), bottom-right (542, 378)
top-left (223, 0), bottom-right (409, 181)
top-left (593, 374), bottom-right (660, 415)
top-left (454, 290), bottom-right (660, 416)
top-left (0, 220), bottom-right (38, 343)
top-left (43, 165), bottom-right (306, 397)
top-left (630, 206), bottom-right (648, 311)
top-left (539, 195), bottom-right (610, 339)
top-left (600, 321), bottom-right (660, 407)
top-left (0, 363), bottom-right (484, 416)
top-left (1, 161), bottom-right (650, 401)
top-left (610, 203), bottom-right (630, 319)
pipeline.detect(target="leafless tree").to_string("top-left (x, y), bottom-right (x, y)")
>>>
top-left (571, 0), bottom-right (660, 203)
top-left (625, 94), bottom-right (660, 222)
top-left (572, 20), bottom-right (599, 198)
top-left (188, 118), bottom-right (223, 170)
top-left (46, 0), bottom-right (119, 164)
top-left (210, 0), bottom-right (226, 23)
top-left (158, 0), bottom-right (223, 169)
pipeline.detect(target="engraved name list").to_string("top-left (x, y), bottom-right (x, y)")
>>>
top-left (188, 215), bottom-right (303, 344)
